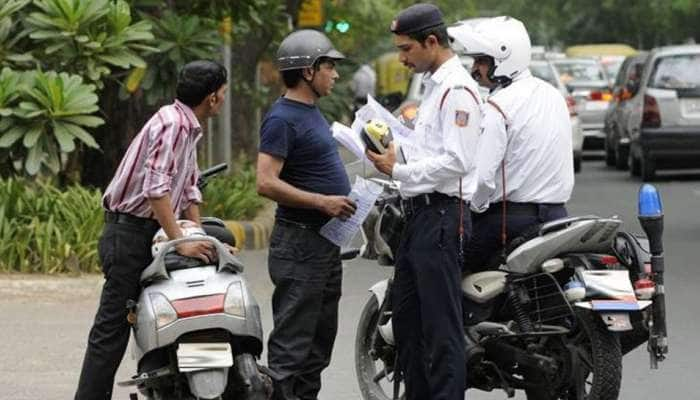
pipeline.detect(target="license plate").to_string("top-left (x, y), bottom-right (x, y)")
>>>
top-left (585, 101), bottom-right (609, 111)
top-left (681, 98), bottom-right (700, 118)
top-left (177, 342), bottom-right (233, 372)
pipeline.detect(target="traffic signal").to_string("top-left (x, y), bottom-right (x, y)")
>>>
top-left (324, 19), bottom-right (351, 33)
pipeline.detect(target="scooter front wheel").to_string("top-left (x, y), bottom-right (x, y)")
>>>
top-left (355, 295), bottom-right (404, 400)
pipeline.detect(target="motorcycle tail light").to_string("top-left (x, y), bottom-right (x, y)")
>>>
top-left (224, 281), bottom-right (246, 318)
top-left (600, 255), bottom-right (619, 266)
top-left (634, 278), bottom-right (656, 300)
top-left (171, 294), bottom-right (225, 319)
top-left (150, 293), bottom-right (178, 329)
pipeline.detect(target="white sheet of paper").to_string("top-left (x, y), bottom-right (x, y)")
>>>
top-left (320, 176), bottom-right (383, 248)
top-left (331, 121), bottom-right (368, 162)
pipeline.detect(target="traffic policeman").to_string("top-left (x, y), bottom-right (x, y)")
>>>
top-left (448, 17), bottom-right (574, 272)
top-left (256, 30), bottom-right (356, 400)
top-left (366, 4), bottom-right (481, 400)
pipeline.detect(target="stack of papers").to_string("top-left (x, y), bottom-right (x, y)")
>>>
top-left (331, 95), bottom-right (417, 162)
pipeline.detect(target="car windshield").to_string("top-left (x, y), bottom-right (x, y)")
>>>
top-left (529, 63), bottom-right (559, 87)
top-left (553, 61), bottom-right (606, 84)
top-left (601, 59), bottom-right (624, 81)
top-left (649, 53), bottom-right (700, 90)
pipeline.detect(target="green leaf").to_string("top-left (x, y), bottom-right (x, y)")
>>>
top-left (63, 122), bottom-right (99, 149)
top-left (25, 142), bottom-right (42, 175)
top-left (52, 121), bottom-right (76, 152)
top-left (61, 115), bottom-right (104, 127)
top-left (22, 124), bottom-right (43, 148)
top-left (0, 126), bottom-right (24, 147)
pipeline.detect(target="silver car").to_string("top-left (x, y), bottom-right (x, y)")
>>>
top-left (529, 59), bottom-right (585, 173)
top-left (552, 58), bottom-right (612, 150)
top-left (627, 45), bottom-right (700, 180)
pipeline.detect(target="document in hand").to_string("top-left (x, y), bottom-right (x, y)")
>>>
top-left (331, 121), bottom-right (367, 161)
top-left (319, 176), bottom-right (383, 248)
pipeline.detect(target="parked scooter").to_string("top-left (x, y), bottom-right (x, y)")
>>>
top-left (352, 179), bottom-right (668, 400)
top-left (118, 164), bottom-right (272, 400)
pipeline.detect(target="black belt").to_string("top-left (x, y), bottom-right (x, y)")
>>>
top-left (104, 210), bottom-right (160, 230)
top-left (400, 192), bottom-right (466, 215)
top-left (276, 217), bottom-right (323, 231)
top-left (484, 201), bottom-right (564, 216)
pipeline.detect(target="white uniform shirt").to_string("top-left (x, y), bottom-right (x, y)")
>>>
top-left (471, 71), bottom-right (574, 212)
top-left (392, 55), bottom-right (481, 200)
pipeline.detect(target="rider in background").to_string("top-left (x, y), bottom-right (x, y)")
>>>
top-left (449, 17), bottom-right (574, 272)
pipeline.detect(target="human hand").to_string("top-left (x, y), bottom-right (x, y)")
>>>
top-left (224, 244), bottom-right (240, 255)
top-left (366, 141), bottom-right (397, 177)
top-left (175, 240), bottom-right (216, 263)
top-left (319, 195), bottom-right (357, 220)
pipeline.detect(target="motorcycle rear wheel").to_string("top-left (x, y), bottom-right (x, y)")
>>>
top-left (525, 309), bottom-right (622, 400)
top-left (355, 295), bottom-right (405, 400)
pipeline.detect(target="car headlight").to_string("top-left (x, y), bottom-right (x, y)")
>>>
top-left (150, 292), bottom-right (177, 329)
top-left (224, 281), bottom-right (246, 318)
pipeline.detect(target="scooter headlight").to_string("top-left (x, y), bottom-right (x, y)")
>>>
top-left (224, 281), bottom-right (246, 318)
top-left (150, 293), bottom-right (177, 329)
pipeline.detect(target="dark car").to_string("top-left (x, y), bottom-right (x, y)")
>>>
top-left (603, 52), bottom-right (649, 169)
top-left (627, 45), bottom-right (700, 180)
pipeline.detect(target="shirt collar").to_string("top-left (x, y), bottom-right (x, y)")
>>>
top-left (423, 55), bottom-right (462, 86)
top-left (174, 99), bottom-right (202, 135)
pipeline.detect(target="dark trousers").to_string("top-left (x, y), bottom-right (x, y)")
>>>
top-left (464, 202), bottom-right (568, 272)
top-left (267, 220), bottom-right (342, 400)
top-left (393, 200), bottom-right (468, 400)
top-left (75, 220), bottom-right (159, 400)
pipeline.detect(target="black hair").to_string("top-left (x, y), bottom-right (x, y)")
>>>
top-left (176, 60), bottom-right (228, 108)
top-left (408, 25), bottom-right (450, 48)
top-left (280, 57), bottom-right (333, 88)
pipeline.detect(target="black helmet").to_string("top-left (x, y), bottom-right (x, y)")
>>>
top-left (276, 29), bottom-right (345, 71)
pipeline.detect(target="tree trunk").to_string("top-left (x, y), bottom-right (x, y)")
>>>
top-left (228, 0), bottom-right (301, 161)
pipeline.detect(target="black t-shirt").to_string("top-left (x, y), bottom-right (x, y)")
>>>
top-left (259, 97), bottom-right (351, 226)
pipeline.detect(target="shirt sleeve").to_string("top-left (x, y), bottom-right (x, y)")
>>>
top-left (143, 113), bottom-right (181, 199)
top-left (259, 116), bottom-right (294, 159)
top-left (392, 88), bottom-right (480, 188)
top-left (471, 104), bottom-right (508, 213)
top-left (184, 166), bottom-right (202, 205)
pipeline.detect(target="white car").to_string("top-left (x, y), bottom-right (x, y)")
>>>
top-left (529, 59), bottom-right (584, 172)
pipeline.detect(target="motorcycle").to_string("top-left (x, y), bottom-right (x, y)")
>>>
top-left (118, 164), bottom-right (272, 400)
top-left (352, 179), bottom-right (668, 400)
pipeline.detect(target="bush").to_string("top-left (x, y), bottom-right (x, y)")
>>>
top-left (201, 164), bottom-right (263, 221)
top-left (0, 177), bottom-right (103, 273)
top-left (0, 167), bottom-right (263, 273)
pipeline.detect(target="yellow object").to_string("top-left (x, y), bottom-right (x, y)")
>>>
top-left (565, 44), bottom-right (638, 58)
top-left (362, 119), bottom-right (391, 154)
top-left (125, 67), bottom-right (146, 93)
top-left (374, 51), bottom-right (412, 97)
top-left (298, 0), bottom-right (324, 28)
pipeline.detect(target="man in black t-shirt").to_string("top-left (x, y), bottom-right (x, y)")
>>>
top-left (256, 30), bottom-right (356, 400)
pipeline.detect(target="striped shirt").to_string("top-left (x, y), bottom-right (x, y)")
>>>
top-left (102, 100), bottom-right (203, 219)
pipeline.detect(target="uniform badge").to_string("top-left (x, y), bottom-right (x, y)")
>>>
top-left (390, 20), bottom-right (398, 31)
top-left (455, 110), bottom-right (469, 127)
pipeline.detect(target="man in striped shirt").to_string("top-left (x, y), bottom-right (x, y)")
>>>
top-left (75, 60), bottom-right (228, 400)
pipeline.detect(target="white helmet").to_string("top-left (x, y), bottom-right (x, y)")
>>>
top-left (151, 219), bottom-right (206, 257)
top-left (448, 16), bottom-right (531, 82)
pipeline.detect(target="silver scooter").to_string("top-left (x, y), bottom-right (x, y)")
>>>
top-left (118, 164), bottom-right (271, 400)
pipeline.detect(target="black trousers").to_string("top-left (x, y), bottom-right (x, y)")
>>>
top-left (393, 200), bottom-right (469, 400)
top-left (75, 219), bottom-right (159, 400)
top-left (266, 219), bottom-right (342, 400)
top-left (464, 202), bottom-right (568, 272)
